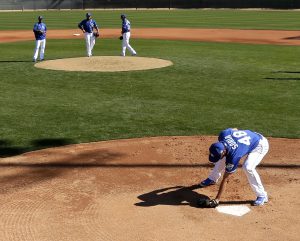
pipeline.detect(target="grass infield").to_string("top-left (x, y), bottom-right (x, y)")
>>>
top-left (0, 10), bottom-right (299, 155)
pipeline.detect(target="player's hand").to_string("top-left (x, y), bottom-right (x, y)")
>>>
top-left (197, 198), bottom-right (219, 208)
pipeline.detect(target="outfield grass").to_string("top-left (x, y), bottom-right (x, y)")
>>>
top-left (0, 9), bottom-right (300, 30)
top-left (0, 37), bottom-right (299, 155)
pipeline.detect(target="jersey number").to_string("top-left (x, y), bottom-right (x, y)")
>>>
top-left (232, 131), bottom-right (251, 146)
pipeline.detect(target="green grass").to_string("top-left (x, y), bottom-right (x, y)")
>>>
top-left (0, 9), bottom-right (300, 30)
top-left (0, 38), bottom-right (299, 154)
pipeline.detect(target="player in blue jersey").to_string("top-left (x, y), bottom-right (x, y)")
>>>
top-left (199, 128), bottom-right (269, 207)
top-left (78, 13), bottom-right (99, 57)
top-left (120, 14), bottom-right (137, 56)
top-left (33, 16), bottom-right (47, 62)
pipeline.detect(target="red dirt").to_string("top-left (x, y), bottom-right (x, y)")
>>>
top-left (1, 28), bottom-right (300, 45)
top-left (0, 136), bottom-right (299, 241)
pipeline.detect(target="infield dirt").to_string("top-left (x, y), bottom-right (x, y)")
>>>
top-left (0, 136), bottom-right (299, 241)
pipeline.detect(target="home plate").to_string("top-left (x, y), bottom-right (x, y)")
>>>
top-left (216, 205), bottom-right (251, 217)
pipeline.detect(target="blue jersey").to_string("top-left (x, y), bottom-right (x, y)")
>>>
top-left (219, 128), bottom-right (262, 173)
top-left (78, 19), bottom-right (98, 33)
top-left (122, 19), bottom-right (131, 33)
top-left (33, 22), bottom-right (47, 40)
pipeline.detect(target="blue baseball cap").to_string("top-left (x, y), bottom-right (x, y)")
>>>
top-left (38, 16), bottom-right (43, 20)
top-left (121, 14), bottom-right (126, 19)
top-left (209, 142), bottom-right (226, 163)
top-left (86, 13), bottom-right (92, 18)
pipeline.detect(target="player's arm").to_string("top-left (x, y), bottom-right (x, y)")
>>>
top-left (215, 172), bottom-right (231, 202)
top-left (94, 21), bottom-right (99, 34)
top-left (78, 21), bottom-right (85, 33)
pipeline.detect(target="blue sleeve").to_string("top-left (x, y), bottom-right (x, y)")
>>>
top-left (218, 128), bottom-right (233, 141)
top-left (78, 20), bottom-right (84, 28)
top-left (225, 155), bottom-right (242, 173)
top-left (93, 20), bottom-right (98, 28)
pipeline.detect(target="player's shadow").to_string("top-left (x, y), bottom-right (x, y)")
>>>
top-left (135, 185), bottom-right (209, 208)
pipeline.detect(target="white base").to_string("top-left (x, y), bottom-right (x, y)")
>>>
top-left (216, 205), bottom-right (251, 217)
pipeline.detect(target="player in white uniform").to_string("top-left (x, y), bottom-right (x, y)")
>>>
top-left (33, 16), bottom-right (47, 62)
top-left (198, 128), bottom-right (269, 207)
top-left (78, 13), bottom-right (99, 57)
top-left (120, 14), bottom-right (137, 56)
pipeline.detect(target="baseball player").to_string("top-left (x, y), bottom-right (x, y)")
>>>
top-left (78, 13), bottom-right (99, 57)
top-left (198, 128), bottom-right (269, 207)
top-left (33, 16), bottom-right (47, 62)
top-left (120, 14), bottom-right (137, 56)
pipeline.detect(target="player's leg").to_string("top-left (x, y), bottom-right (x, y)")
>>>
top-left (121, 33), bottom-right (127, 56)
top-left (125, 32), bottom-right (137, 55)
top-left (243, 137), bottom-right (269, 204)
top-left (85, 33), bottom-right (92, 57)
top-left (199, 158), bottom-right (226, 187)
top-left (40, 39), bottom-right (46, 60)
top-left (90, 34), bottom-right (96, 54)
top-left (33, 40), bottom-right (41, 62)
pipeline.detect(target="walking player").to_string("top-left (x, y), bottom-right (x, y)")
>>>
top-left (120, 14), bottom-right (137, 56)
top-left (78, 13), bottom-right (99, 57)
top-left (33, 16), bottom-right (47, 62)
top-left (199, 128), bottom-right (269, 207)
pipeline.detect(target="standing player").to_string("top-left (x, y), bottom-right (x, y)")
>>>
top-left (78, 13), bottom-right (99, 57)
top-left (120, 14), bottom-right (137, 56)
top-left (198, 128), bottom-right (269, 207)
top-left (33, 16), bottom-right (47, 62)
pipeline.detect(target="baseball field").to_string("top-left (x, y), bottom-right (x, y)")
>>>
top-left (0, 9), bottom-right (299, 241)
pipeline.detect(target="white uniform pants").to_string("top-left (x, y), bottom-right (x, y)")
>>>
top-left (208, 137), bottom-right (269, 198)
top-left (85, 32), bottom-right (96, 57)
top-left (122, 32), bottom-right (136, 56)
top-left (33, 39), bottom-right (46, 61)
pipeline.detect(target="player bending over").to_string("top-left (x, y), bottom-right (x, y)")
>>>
top-left (198, 128), bottom-right (269, 208)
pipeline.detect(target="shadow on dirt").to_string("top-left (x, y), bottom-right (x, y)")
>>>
top-left (219, 200), bottom-right (253, 205)
top-left (283, 36), bottom-right (300, 40)
top-left (0, 138), bottom-right (74, 158)
top-left (135, 185), bottom-right (209, 208)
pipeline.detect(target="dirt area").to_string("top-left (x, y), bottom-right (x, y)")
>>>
top-left (35, 56), bottom-right (173, 72)
top-left (1, 28), bottom-right (300, 45)
top-left (0, 136), bottom-right (299, 241)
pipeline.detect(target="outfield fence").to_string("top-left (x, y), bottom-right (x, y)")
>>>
top-left (0, 0), bottom-right (299, 11)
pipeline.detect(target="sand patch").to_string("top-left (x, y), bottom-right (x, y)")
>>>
top-left (34, 56), bottom-right (173, 72)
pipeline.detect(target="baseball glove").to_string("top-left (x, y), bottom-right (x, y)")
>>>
top-left (197, 198), bottom-right (219, 208)
top-left (93, 32), bottom-right (100, 38)
top-left (119, 36), bottom-right (123, 40)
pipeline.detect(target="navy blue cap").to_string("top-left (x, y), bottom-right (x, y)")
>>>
top-left (86, 13), bottom-right (92, 17)
top-left (121, 14), bottom-right (126, 19)
top-left (38, 16), bottom-right (43, 19)
top-left (209, 142), bottom-right (226, 163)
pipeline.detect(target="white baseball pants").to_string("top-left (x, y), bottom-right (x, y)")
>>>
top-left (121, 32), bottom-right (136, 56)
top-left (85, 32), bottom-right (96, 57)
top-left (33, 39), bottom-right (46, 61)
top-left (208, 137), bottom-right (269, 198)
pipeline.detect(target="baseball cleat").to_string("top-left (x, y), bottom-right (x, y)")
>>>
top-left (253, 196), bottom-right (268, 206)
top-left (199, 178), bottom-right (216, 187)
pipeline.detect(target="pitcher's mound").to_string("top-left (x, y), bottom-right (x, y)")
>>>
top-left (35, 56), bottom-right (173, 72)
